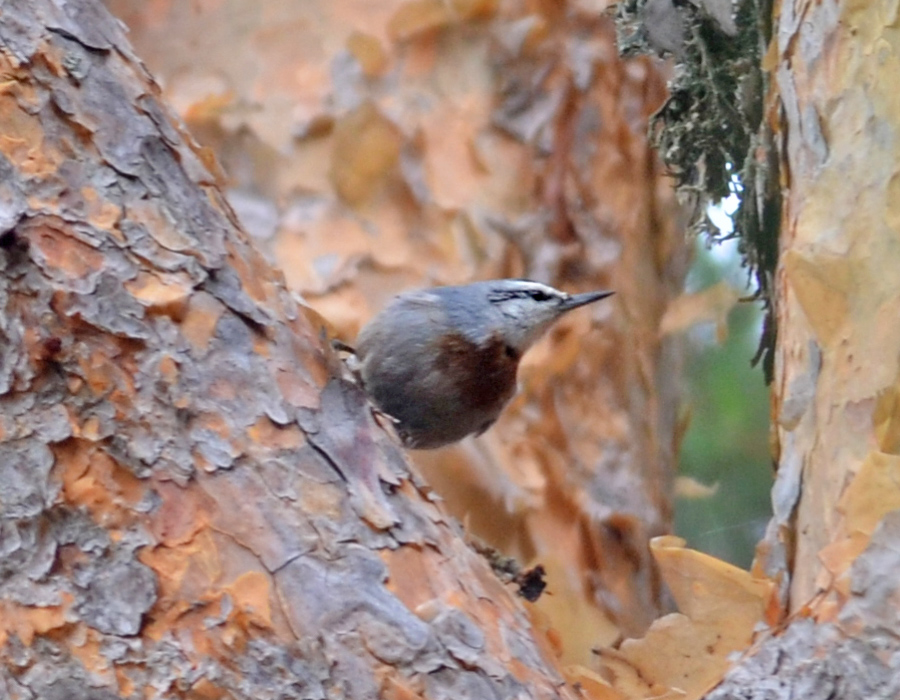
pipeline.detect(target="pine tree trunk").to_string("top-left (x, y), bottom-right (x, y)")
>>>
top-left (710, 0), bottom-right (900, 696)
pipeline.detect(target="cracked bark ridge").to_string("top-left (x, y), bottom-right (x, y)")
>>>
top-left (707, 512), bottom-right (900, 700)
top-left (0, 1), bottom-right (577, 698)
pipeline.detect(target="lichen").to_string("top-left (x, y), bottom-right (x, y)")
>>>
top-left (616, 0), bottom-right (780, 380)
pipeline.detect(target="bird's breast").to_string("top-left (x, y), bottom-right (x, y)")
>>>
top-left (432, 332), bottom-right (519, 411)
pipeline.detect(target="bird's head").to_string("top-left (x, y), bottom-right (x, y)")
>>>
top-left (481, 279), bottom-right (614, 354)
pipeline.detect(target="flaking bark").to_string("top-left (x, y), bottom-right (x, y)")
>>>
top-left (708, 0), bottom-right (900, 696)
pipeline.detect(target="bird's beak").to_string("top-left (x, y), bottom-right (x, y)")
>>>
top-left (559, 289), bottom-right (614, 313)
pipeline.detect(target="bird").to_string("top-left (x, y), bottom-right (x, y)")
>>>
top-left (351, 279), bottom-right (614, 449)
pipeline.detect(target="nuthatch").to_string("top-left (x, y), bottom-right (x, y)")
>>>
top-left (353, 279), bottom-right (614, 449)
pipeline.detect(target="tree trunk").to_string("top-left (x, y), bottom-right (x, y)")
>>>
top-left (0, 1), bottom-right (685, 698)
top-left (708, 0), bottom-right (900, 696)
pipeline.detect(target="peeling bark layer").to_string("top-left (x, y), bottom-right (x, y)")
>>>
top-left (764, 0), bottom-right (900, 608)
top-left (707, 0), bottom-right (900, 696)
top-left (0, 2), bottom-right (581, 697)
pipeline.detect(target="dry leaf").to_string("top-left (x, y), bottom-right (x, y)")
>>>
top-left (599, 537), bottom-right (774, 700)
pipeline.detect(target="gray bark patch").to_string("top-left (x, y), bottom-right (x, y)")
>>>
top-left (76, 557), bottom-right (157, 636)
top-left (0, 442), bottom-right (55, 519)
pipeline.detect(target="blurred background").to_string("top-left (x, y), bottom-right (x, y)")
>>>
top-left (103, 0), bottom-right (772, 659)
top-left (675, 235), bottom-right (772, 569)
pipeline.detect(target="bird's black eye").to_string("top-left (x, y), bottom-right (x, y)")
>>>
top-left (529, 289), bottom-right (552, 302)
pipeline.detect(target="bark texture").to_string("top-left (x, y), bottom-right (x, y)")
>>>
top-left (0, 2), bottom-right (585, 697)
top-left (710, 0), bottom-right (900, 696)
top-left (763, 0), bottom-right (900, 609)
